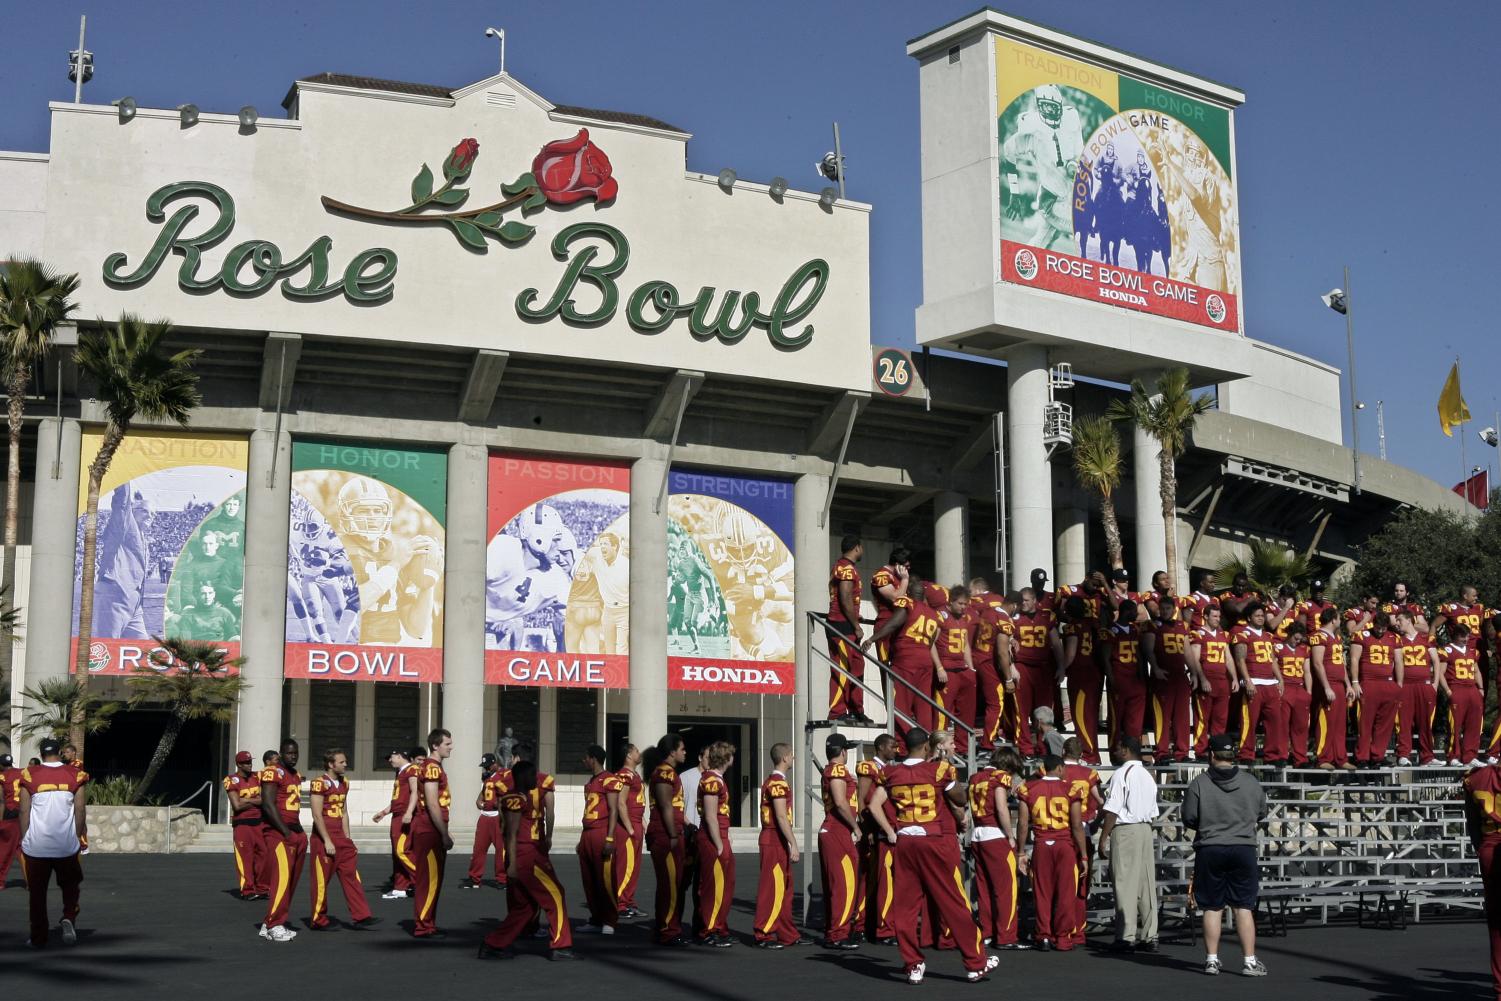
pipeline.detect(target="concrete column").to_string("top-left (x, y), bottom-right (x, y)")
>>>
top-left (932, 491), bottom-right (968, 588)
top-left (1006, 345), bottom-right (1054, 585)
top-left (1133, 423), bottom-right (1165, 589)
top-left (19, 418), bottom-right (80, 760)
top-left (443, 442), bottom-right (487, 821)
top-left (1056, 504), bottom-right (1088, 587)
top-left (793, 472), bottom-right (830, 799)
top-left (629, 453), bottom-right (668, 746)
top-left (239, 428), bottom-right (291, 761)
top-left (354, 681), bottom-right (375, 775)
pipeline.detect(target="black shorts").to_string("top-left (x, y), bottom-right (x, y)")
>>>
top-left (1193, 844), bottom-right (1259, 910)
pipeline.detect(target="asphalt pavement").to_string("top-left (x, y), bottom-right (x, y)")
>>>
top-left (0, 853), bottom-right (1490, 1000)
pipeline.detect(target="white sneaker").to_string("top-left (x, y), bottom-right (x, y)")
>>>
top-left (966, 955), bottom-right (1000, 982)
top-left (906, 962), bottom-right (926, 984)
top-left (1204, 957), bottom-right (1222, 976)
top-left (1396, 757), bottom-right (1412, 767)
top-left (268, 925), bottom-right (297, 943)
top-left (60, 919), bottom-right (77, 946)
top-left (1449, 759), bottom-right (1464, 767)
top-left (602, 924), bottom-right (615, 935)
top-left (1472, 759), bottom-right (1489, 769)
top-left (381, 889), bottom-right (409, 900)
top-left (258, 923), bottom-right (271, 941)
top-left (1243, 958), bottom-right (1268, 977)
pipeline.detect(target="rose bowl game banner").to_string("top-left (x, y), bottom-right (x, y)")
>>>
top-left (484, 453), bottom-right (630, 689)
top-left (285, 440), bottom-right (446, 682)
top-left (997, 36), bottom-right (1240, 332)
top-left (667, 470), bottom-right (794, 694)
top-left (72, 432), bottom-right (248, 676)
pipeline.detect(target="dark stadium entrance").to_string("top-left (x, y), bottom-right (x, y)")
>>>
top-left (608, 716), bottom-right (758, 826)
top-left (85, 710), bottom-right (228, 820)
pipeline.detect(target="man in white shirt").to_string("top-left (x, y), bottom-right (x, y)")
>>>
top-left (582, 532), bottom-right (630, 655)
top-left (18, 738), bottom-right (89, 947)
top-left (1098, 735), bottom-right (1160, 952)
top-left (680, 745), bottom-right (708, 830)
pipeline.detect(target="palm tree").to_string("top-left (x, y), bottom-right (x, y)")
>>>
top-left (1214, 538), bottom-right (1314, 596)
top-left (19, 676), bottom-right (118, 742)
top-left (127, 637), bottom-right (247, 804)
top-left (0, 259), bottom-right (79, 694)
top-left (1071, 415), bottom-right (1125, 570)
top-left (72, 315), bottom-right (201, 755)
top-left (1108, 368), bottom-right (1214, 588)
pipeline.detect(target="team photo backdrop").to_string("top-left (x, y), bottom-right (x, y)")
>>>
top-left (484, 453), bottom-right (631, 689)
top-left (996, 35), bottom-right (1241, 331)
top-left (71, 432), bottom-right (248, 675)
top-left (284, 440), bottom-right (447, 682)
top-left (667, 469), bottom-right (794, 694)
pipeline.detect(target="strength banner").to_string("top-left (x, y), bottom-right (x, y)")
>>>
top-left (484, 453), bottom-right (631, 689)
top-left (667, 469), bottom-right (795, 694)
top-left (72, 432), bottom-right (248, 676)
top-left (284, 440), bottom-right (447, 682)
top-left (997, 36), bottom-right (1240, 332)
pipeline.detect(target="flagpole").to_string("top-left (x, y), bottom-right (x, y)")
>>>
top-left (1458, 356), bottom-right (1467, 495)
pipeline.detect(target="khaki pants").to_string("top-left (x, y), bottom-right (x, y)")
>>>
top-left (1109, 823), bottom-right (1158, 944)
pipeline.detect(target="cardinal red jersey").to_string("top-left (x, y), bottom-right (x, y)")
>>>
top-left (890, 596), bottom-right (940, 667)
top-left (972, 602), bottom-right (1001, 658)
top-left (1230, 626), bottom-right (1279, 682)
top-left (1382, 600), bottom-right (1426, 623)
top-left (310, 774), bottom-right (349, 824)
top-left (1218, 591), bottom-right (1264, 627)
top-left (1061, 763), bottom-right (1101, 823)
top-left (1100, 623), bottom-right (1142, 677)
top-left (478, 769), bottom-right (504, 811)
top-left (870, 565), bottom-right (903, 632)
top-left (829, 558), bottom-right (861, 623)
top-left (1464, 765), bottom-right (1501, 836)
top-left (855, 758), bottom-right (896, 827)
top-left (1013, 609), bottom-right (1055, 668)
top-left (968, 767), bottom-right (1009, 826)
top-left (1182, 592), bottom-right (1219, 629)
top-left (411, 757), bottom-right (450, 832)
top-left (1152, 620), bottom-right (1192, 677)
top-left (697, 770), bottom-right (732, 834)
top-left (3, 766), bottom-right (24, 812)
top-left (1308, 630), bottom-right (1346, 678)
top-left (502, 771), bottom-right (556, 846)
top-left (1353, 630), bottom-right (1399, 683)
top-left (1438, 602), bottom-right (1494, 638)
top-left (390, 763), bottom-right (418, 814)
top-left (1396, 632), bottom-right (1435, 683)
top-left (1443, 641), bottom-right (1482, 689)
top-left (614, 767), bottom-right (646, 829)
top-left (648, 761), bottom-right (685, 834)
top-left (1062, 619), bottom-right (1095, 666)
top-left (937, 610), bottom-right (976, 671)
top-left (1274, 642), bottom-right (1309, 684)
top-left (1271, 605), bottom-right (1300, 640)
top-left (1057, 584), bottom-right (1105, 626)
top-left (759, 771), bottom-right (792, 831)
top-left (582, 771), bottom-right (617, 830)
top-left (1194, 628), bottom-right (1234, 682)
top-left (1017, 775), bottom-right (1081, 838)
top-left (877, 758), bottom-right (958, 837)
top-left (258, 765), bottom-right (302, 827)
top-left (1299, 599), bottom-right (1336, 633)
top-left (223, 771), bottom-right (261, 816)
top-left (821, 762), bottom-right (858, 828)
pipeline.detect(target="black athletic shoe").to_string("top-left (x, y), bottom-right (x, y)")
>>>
top-left (459, 877), bottom-right (481, 889)
top-left (710, 935), bottom-right (735, 948)
top-left (828, 940), bottom-right (860, 951)
top-left (477, 943), bottom-right (516, 960)
top-left (550, 949), bottom-right (580, 961)
top-left (658, 936), bottom-right (692, 947)
top-left (873, 936), bottom-right (898, 947)
top-left (352, 917), bottom-right (381, 929)
top-left (1037, 939), bottom-right (1055, 952)
top-left (415, 931), bottom-right (448, 941)
top-left (757, 940), bottom-right (785, 950)
top-left (997, 942), bottom-right (1032, 951)
top-left (1108, 939), bottom-right (1134, 953)
top-left (789, 937), bottom-right (813, 946)
top-left (1134, 941), bottom-right (1159, 953)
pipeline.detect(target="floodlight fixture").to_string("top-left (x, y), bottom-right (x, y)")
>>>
top-left (1320, 288), bottom-right (1347, 315)
top-left (178, 103), bottom-right (200, 127)
top-left (818, 186), bottom-right (838, 210)
top-left (717, 168), bottom-right (737, 192)
top-left (768, 176), bottom-right (788, 200)
top-left (238, 105), bottom-right (258, 129)
top-left (113, 96), bottom-right (137, 123)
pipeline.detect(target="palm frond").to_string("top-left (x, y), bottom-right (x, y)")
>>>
top-left (19, 677), bottom-right (119, 740)
top-left (127, 636), bottom-right (248, 723)
top-left (75, 314), bottom-right (202, 430)
top-left (1213, 539), bottom-right (1313, 595)
top-left (1071, 415), bottom-right (1122, 496)
top-left (0, 258), bottom-right (80, 371)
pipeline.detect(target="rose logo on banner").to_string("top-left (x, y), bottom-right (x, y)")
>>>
top-left (87, 641), bottom-right (111, 674)
top-left (321, 128), bottom-right (617, 251)
top-left (1014, 247), bottom-right (1039, 281)
top-left (1205, 294), bottom-right (1226, 325)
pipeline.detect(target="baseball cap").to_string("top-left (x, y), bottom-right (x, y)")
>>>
top-left (825, 733), bottom-right (856, 755)
top-left (1312, 579), bottom-right (1326, 590)
top-left (0, 754), bottom-right (12, 768)
top-left (234, 750), bottom-right (253, 764)
top-left (480, 753), bottom-right (498, 768)
top-left (387, 748), bottom-right (410, 760)
top-left (39, 738), bottom-right (61, 756)
top-left (1110, 568), bottom-right (1130, 582)
top-left (1030, 567), bottom-right (1048, 583)
top-left (1206, 734), bottom-right (1238, 755)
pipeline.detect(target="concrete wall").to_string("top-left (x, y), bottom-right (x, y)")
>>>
top-left (0, 153), bottom-right (48, 259)
top-left (1217, 340), bottom-right (1343, 445)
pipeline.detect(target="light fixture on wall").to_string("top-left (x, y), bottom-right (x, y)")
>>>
top-left (112, 97), bottom-right (137, 123)
top-left (818, 186), bottom-right (838, 210)
top-left (177, 103), bottom-right (200, 128)
top-left (768, 176), bottom-right (788, 201)
top-left (717, 168), bottom-right (737, 192)
top-left (238, 105), bottom-right (258, 130)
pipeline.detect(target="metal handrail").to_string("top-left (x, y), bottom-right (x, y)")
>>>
top-left (163, 779), bottom-right (214, 853)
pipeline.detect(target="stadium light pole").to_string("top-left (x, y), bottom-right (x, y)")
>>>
top-left (1321, 267), bottom-right (1361, 495)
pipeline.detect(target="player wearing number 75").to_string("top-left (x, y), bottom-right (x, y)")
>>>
top-left (866, 727), bottom-right (997, 985)
top-left (1015, 755), bottom-right (1088, 951)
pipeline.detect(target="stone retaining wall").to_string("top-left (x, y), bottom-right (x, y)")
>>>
top-left (86, 805), bottom-right (207, 853)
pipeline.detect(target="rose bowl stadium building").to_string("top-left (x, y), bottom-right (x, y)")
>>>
top-left (0, 10), bottom-right (1471, 827)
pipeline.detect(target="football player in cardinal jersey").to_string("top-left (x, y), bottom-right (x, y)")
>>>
top-left (336, 477), bottom-right (443, 646)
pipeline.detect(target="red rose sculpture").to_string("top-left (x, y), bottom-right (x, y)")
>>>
top-left (532, 129), bottom-right (618, 205)
top-left (444, 137), bottom-right (481, 179)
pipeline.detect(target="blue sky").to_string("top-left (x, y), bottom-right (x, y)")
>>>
top-left (3, 1), bottom-right (1496, 488)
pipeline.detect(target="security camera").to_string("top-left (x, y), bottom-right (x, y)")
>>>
top-left (1320, 288), bottom-right (1348, 315)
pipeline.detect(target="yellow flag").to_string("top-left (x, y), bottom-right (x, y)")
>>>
top-left (1438, 362), bottom-right (1471, 437)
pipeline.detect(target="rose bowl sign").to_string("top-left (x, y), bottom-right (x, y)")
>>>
top-left (102, 128), bottom-right (832, 350)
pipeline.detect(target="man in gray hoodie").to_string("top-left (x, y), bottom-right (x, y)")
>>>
top-left (1181, 733), bottom-right (1269, 977)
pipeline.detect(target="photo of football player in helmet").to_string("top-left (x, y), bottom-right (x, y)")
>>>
top-left (999, 83), bottom-right (1113, 255)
